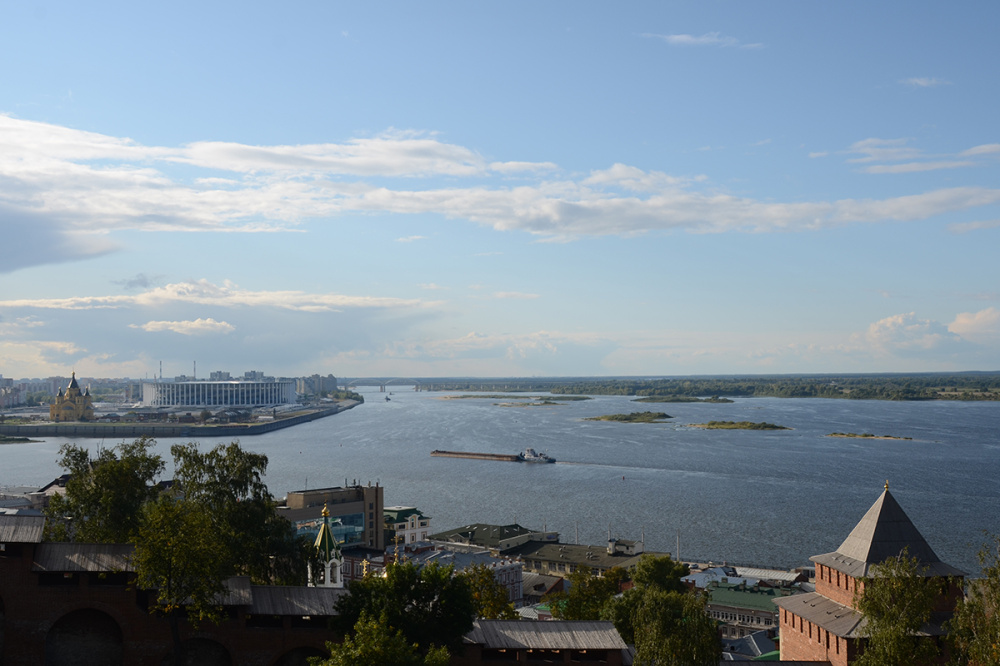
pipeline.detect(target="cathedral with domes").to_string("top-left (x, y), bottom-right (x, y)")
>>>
top-left (49, 372), bottom-right (94, 422)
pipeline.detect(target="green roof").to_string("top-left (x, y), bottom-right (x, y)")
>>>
top-left (706, 581), bottom-right (794, 612)
top-left (752, 650), bottom-right (781, 661)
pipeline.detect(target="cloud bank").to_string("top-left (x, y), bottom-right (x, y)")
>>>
top-left (4, 115), bottom-right (1000, 274)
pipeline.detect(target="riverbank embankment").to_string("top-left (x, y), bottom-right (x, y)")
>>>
top-left (0, 401), bottom-right (358, 440)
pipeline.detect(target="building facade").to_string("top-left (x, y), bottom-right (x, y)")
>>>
top-left (279, 484), bottom-right (385, 551)
top-left (48, 373), bottom-right (94, 422)
top-left (384, 506), bottom-right (432, 546)
top-left (140, 379), bottom-right (296, 407)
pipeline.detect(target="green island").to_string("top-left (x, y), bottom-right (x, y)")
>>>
top-left (690, 420), bottom-right (790, 430)
top-left (496, 400), bottom-right (562, 407)
top-left (585, 411), bottom-right (672, 423)
top-left (634, 395), bottom-right (734, 404)
top-left (0, 435), bottom-right (39, 444)
top-left (828, 432), bottom-right (913, 440)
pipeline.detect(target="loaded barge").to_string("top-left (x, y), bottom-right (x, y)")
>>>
top-left (431, 448), bottom-right (556, 463)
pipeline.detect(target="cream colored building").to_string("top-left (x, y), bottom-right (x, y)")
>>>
top-left (49, 373), bottom-right (94, 422)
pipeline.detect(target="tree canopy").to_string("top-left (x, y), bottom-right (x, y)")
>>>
top-left (334, 561), bottom-right (476, 653)
top-left (462, 562), bottom-right (517, 619)
top-left (948, 534), bottom-right (1000, 666)
top-left (170, 441), bottom-right (306, 584)
top-left (44, 437), bottom-right (308, 587)
top-left (311, 613), bottom-right (450, 666)
top-left (602, 555), bottom-right (719, 666)
top-left (543, 565), bottom-right (628, 620)
top-left (44, 436), bottom-right (164, 542)
top-left (854, 552), bottom-right (944, 666)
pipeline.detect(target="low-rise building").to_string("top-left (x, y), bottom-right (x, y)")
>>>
top-left (429, 522), bottom-right (558, 553)
top-left (278, 483), bottom-right (385, 551)
top-left (384, 506), bottom-right (431, 546)
top-left (705, 580), bottom-right (795, 638)
top-left (406, 549), bottom-right (524, 607)
top-left (454, 619), bottom-right (630, 666)
top-left (505, 539), bottom-right (666, 578)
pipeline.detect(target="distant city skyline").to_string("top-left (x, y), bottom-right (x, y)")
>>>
top-left (1, 2), bottom-right (998, 378)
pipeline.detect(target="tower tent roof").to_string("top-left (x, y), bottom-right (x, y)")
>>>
top-left (811, 486), bottom-right (964, 578)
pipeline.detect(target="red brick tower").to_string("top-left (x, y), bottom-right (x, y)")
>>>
top-left (774, 483), bottom-right (964, 666)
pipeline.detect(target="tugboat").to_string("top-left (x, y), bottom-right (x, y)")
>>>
top-left (518, 448), bottom-right (555, 463)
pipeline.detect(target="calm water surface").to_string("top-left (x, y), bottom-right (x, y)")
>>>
top-left (2, 389), bottom-right (998, 573)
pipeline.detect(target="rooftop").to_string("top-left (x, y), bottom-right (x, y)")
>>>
top-left (465, 619), bottom-right (627, 651)
top-left (811, 486), bottom-right (965, 578)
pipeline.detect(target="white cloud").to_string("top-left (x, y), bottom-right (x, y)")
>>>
top-left (644, 32), bottom-right (755, 48)
top-left (0, 279), bottom-right (435, 312)
top-left (0, 315), bottom-right (45, 335)
top-left (3, 115), bottom-right (1000, 276)
top-left (864, 312), bottom-right (962, 354)
top-left (863, 160), bottom-right (974, 174)
top-left (948, 218), bottom-right (1000, 234)
top-left (493, 292), bottom-right (540, 300)
top-left (808, 152), bottom-right (828, 159)
top-left (131, 318), bottom-right (235, 335)
top-left (960, 143), bottom-right (1000, 157)
top-left (846, 138), bottom-right (923, 164)
top-left (396, 235), bottom-right (426, 243)
top-left (949, 307), bottom-right (1000, 344)
top-left (900, 77), bottom-right (950, 87)
top-left (489, 161), bottom-right (559, 174)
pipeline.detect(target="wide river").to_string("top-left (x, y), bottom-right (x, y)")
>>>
top-left (2, 389), bottom-right (998, 574)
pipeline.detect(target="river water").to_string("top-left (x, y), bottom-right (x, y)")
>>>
top-left (2, 389), bottom-right (998, 574)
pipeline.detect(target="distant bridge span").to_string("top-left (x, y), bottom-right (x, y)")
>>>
top-left (343, 378), bottom-right (422, 390)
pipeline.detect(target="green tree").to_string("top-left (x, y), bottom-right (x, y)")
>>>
top-left (855, 552), bottom-right (944, 666)
top-left (948, 534), bottom-right (1000, 666)
top-left (132, 494), bottom-right (228, 666)
top-left (44, 437), bottom-right (164, 542)
top-left (171, 440), bottom-right (306, 584)
top-left (629, 589), bottom-right (720, 666)
top-left (462, 562), bottom-right (517, 619)
top-left (311, 613), bottom-right (450, 666)
top-left (334, 561), bottom-right (475, 653)
top-left (544, 566), bottom-right (628, 620)
top-left (602, 555), bottom-right (719, 665)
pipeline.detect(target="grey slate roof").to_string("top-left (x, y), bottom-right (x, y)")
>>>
top-left (810, 488), bottom-right (965, 578)
top-left (0, 514), bottom-right (45, 543)
top-left (32, 543), bottom-right (135, 572)
top-left (248, 585), bottom-right (345, 615)
top-left (465, 619), bottom-right (627, 651)
top-left (773, 591), bottom-right (865, 638)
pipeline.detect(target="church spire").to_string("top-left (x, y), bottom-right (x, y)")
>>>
top-left (313, 503), bottom-right (343, 588)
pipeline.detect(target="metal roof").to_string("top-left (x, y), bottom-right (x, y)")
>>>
top-left (248, 585), bottom-right (345, 616)
top-left (32, 543), bottom-right (134, 572)
top-left (214, 576), bottom-right (253, 606)
top-left (733, 567), bottom-right (802, 583)
top-left (429, 523), bottom-right (536, 548)
top-left (773, 592), bottom-right (865, 637)
top-left (465, 619), bottom-right (627, 651)
top-left (707, 582), bottom-right (794, 612)
top-left (811, 487), bottom-right (965, 578)
top-left (0, 514), bottom-right (45, 543)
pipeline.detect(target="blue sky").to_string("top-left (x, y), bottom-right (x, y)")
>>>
top-left (1, 1), bottom-right (998, 379)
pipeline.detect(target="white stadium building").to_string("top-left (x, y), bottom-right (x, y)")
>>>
top-left (140, 379), bottom-right (296, 407)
